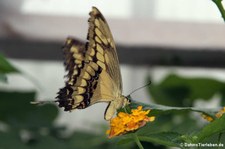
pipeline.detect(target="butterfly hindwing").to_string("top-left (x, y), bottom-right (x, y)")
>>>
top-left (57, 39), bottom-right (102, 110)
top-left (57, 38), bottom-right (87, 110)
top-left (63, 38), bottom-right (86, 82)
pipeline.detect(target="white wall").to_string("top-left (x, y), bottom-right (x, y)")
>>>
top-left (1, 0), bottom-right (223, 22)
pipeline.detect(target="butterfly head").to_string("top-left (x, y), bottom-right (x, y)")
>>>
top-left (121, 95), bottom-right (131, 107)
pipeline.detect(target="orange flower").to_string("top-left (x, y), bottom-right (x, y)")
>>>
top-left (201, 114), bottom-right (214, 122)
top-left (106, 106), bottom-right (155, 138)
top-left (202, 107), bottom-right (225, 122)
top-left (215, 107), bottom-right (225, 118)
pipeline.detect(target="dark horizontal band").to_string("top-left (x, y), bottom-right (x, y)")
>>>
top-left (1, 38), bottom-right (225, 68)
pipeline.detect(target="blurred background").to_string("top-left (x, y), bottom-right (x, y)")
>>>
top-left (0, 0), bottom-right (225, 148)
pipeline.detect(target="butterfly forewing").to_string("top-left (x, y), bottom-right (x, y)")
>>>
top-left (87, 7), bottom-right (123, 94)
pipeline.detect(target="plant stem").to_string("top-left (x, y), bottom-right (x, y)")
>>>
top-left (133, 133), bottom-right (144, 149)
top-left (212, 0), bottom-right (225, 22)
top-left (124, 106), bottom-right (128, 113)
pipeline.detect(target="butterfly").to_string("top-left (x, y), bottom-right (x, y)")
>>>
top-left (56, 7), bottom-right (130, 120)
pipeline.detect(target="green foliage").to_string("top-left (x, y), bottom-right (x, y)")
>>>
top-left (212, 0), bottom-right (225, 21)
top-left (0, 91), bottom-right (58, 123)
top-left (1, 54), bottom-right (225, 149)
top-left (148, 74), bottom-right (225, 106)
top-left (129, 101), bottom-right (218, 117)
top-left (0, 53), bottom-right (19, 83)
top-left (0, 53), bottom-right (19, 74)
top-left (194, 114), bottom-right (225, 142)
top-left (118, 100), bottom-right (225, 148)
top-left (115, 74), bottom-right (225, 148)
top-left (0, 88), bottom-right (133, 149)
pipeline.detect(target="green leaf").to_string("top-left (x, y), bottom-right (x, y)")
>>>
top-left (0, 130), bottom-right (71, 149)
top-left (129, 101), bottom-right (218, 117)
top-left (119, 131), bottom-right (183, 148)
top-left (0, 131), bottom-right (30, 149)
top-left (199, 133), bottom-right (225, 145)
top-left (135, 118), bottom-right (185, 147)
top-left (0, 90), bottom-right (58, 127)
top-left (68, 131), bottom-right (133, 149)
top-left (68, 131), bottom-right (105, 149)
top-left (193, 114), bottom-right (225, 142)
top-left (27, 104), bottom-right (59, 128)
top-left (0, 53), bottom-right (19, 74)
top-left (138, 132), bottom-right (183, 147)
top-left (148, 74), bottom-right (225, 106)
top-left (0, 91), bottom-right (36, 121)
top-left (212, 0), bottom-right (225, 22)
top-left (117, 138), bottom-right (133, 145)
top-left (30, 135), bottom-right (69, 149)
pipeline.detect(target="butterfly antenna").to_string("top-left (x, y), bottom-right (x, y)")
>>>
top-left (128, 81), bottom-right (151, 96)
top-left (30, 100), bottom-right (56, 105)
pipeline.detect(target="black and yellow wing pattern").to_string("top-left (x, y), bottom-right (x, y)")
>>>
top-left (56, 7), bottom-right (129, 120)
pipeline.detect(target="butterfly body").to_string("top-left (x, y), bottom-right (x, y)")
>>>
top-left (56, 7), bottom-right (129, 120)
